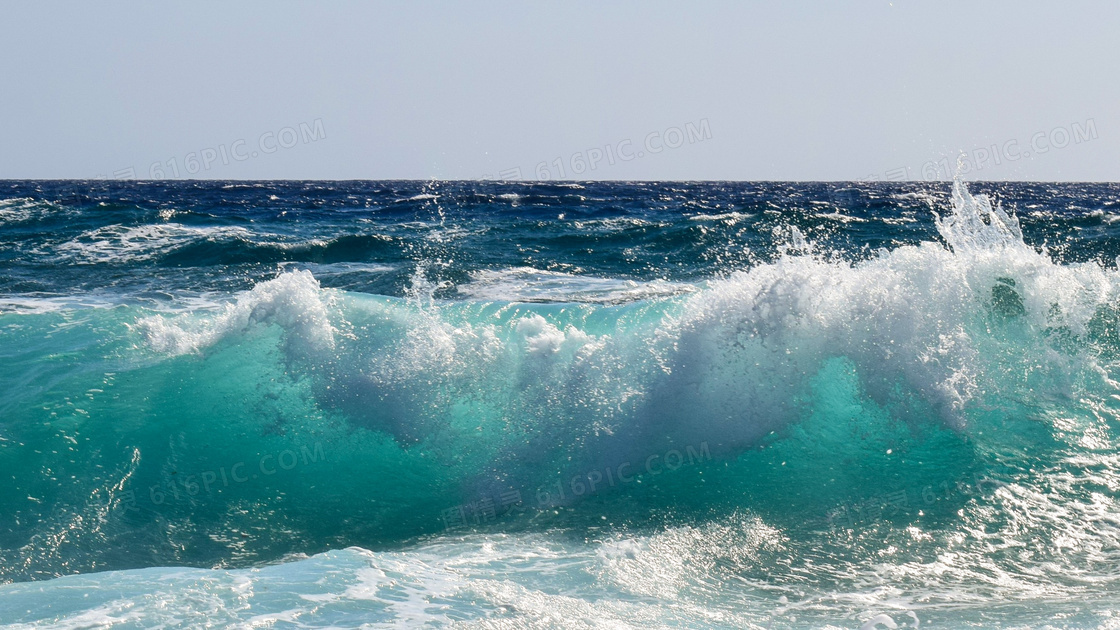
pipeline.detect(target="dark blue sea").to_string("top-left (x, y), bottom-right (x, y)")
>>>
top-left (3, 179), bottom-right (1120, 628)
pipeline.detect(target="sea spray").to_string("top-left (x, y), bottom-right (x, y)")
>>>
top-left (3, 180), bottom-right (1120, 627)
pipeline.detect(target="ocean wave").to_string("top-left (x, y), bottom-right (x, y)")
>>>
top-left (0, 197), bottom-right (37, 224)
top-left (133, 269), bottom-right (335, 355)
top-left (50, 223), bottom-right (256, 264)
top-left (6, 181), bottom-right (1120, 612)
top-left (40, 223), bottom-right (411, 268)
top-left (122, 182), bottom-right (1120, 501)
top-left (0, 197), bottom-right (67, 225)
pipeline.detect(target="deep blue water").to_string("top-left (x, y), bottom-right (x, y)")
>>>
top-left (3, 180), bottom-right (1120, 628)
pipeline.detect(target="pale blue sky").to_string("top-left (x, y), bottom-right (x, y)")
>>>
top-left (1, 1), bottom-right (1117, 180)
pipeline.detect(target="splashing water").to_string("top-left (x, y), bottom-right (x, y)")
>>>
top-left (3, 180), bottom-right (1120, 628)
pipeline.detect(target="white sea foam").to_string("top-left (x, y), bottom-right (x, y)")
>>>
top-left (0, 528), bottom-right (787, 628)
top-left (6, 512), bottom-right (1091, 628)
top-left (134, 270), bottom-right (335, 355)
top-left (0, 197), bottom-right (66, 225)
top-left (813, 211), bottom-right (867, 223)
top-left (51, 223), bottom-right (254, 263)
top-left (571, 217), bottom-right (660, 230)
top-left (458, 267), bottom-right (696, 304)
top-left (0, 197), bottom-right (36, 224)
top-left (278, 261), bottom-right (397, 276)
top-left (879, 215), bottom-right (918, 224)
top-left (0, 295), bottom-right (120, 314)
top-left (688, 211), bottom-right (753, 222)
top-left (891, 191), bottom-right (943, 206)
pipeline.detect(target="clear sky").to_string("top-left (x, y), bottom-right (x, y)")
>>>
top-left (1, 1), bottom-right (1117, 181)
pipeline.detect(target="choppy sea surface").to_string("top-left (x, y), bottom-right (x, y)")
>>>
top-left (3, 180), bottom-right (1120, 628)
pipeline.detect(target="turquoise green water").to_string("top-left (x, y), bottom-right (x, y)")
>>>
top-left (4, 180), bottom-right (1120, 627)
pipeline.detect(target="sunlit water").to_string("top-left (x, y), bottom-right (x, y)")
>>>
top-left (3, 180), bottom-right (1120, 628)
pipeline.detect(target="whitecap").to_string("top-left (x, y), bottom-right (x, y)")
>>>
top-left (457, 267), bottom-right (696, 305)
top-left (50, 223), bottom-right (254, 264)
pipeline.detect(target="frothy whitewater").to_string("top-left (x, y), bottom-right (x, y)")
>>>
top-left (2, 180), bottom-right (1120, 628)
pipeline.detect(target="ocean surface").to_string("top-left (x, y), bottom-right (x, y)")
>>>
top-left (3, 179), bottom-right (1120, 629)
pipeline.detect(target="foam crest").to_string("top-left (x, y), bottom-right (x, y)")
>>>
top-left (0, 197), bottom-right (41, 224)
top-left (664, 183), bottom-right (1117, 439)
top-left (134, 270), bottom-right (335, 355)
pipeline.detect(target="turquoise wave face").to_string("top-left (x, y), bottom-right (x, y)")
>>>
top-left (4, 181), bottom-right (1120, 627)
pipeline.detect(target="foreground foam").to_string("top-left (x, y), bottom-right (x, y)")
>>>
top-left (6, 514), bottom-right (1120, 628)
